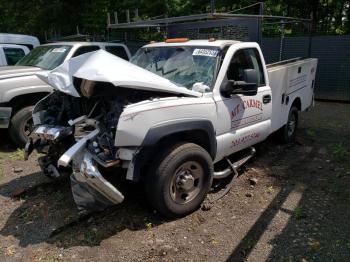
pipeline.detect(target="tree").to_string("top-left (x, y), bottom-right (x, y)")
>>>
top-left (0, 0), bottom-right (349, 41)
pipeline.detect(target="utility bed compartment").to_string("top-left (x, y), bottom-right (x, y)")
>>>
top-left (267, 57), bottom-right (318, 132)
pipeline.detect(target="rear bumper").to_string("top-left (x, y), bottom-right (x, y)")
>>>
top-left (0, 107), bottom-right (12, 128)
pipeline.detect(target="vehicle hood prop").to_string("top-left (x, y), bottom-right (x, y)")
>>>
top-left (36, 50), bottom-right (201, 98)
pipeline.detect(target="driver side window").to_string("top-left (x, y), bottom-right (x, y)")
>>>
top-left (227, 48), bottom-right (265, 87)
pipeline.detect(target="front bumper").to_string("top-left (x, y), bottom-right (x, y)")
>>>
top-left (28, 122), bottom-right (125, 211)
top-left (71, 152), bottom-right (124, 210)
top-left (0, 107), bottom-right (12, 128)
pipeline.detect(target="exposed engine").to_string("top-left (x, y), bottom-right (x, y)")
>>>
top-left (24, 80), bottom-right (174, 211)
top-left (26, 93), bottom-right (121, 176)
top-left (26, 81), bottom-right (169, 177)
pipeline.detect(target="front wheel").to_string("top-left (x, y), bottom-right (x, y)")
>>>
top-left (145, 142), bottom-right (213, 218)
top-left (8, 106), bottom-right (34, 147)
top-left (279, 106), bottom-right (299, 143)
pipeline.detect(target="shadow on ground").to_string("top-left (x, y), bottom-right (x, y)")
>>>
top-left (0, 171), bottom-right (165, 248)
top-left (226, 114), bottom-right (350, 261)
top-left (0, 129), bottom-right (167, 248)
top-left (0, 129), bottom-right (16, 152)
top-left (0, 102), bottom-right (349, 260)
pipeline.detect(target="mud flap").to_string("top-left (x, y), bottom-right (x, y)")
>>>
top-left (70, 152), bottom-right (124, 211)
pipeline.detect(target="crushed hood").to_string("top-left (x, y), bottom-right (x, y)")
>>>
top-left (37, 50), bottom-right (201, 98)
top-left (0, 66), bottom-right (44, 80)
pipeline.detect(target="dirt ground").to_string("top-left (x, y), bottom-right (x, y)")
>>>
top-left (0, 101), bottom-right (349, 262)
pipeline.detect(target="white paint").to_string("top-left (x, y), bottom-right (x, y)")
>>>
top-left (268, 58), bottom-right (318, 132)
top-left (0, 33), bottom-right (40, 48)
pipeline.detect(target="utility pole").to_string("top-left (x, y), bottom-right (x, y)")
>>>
top-left (210, 0), bottom-right (216, 13)
top-left (165, 0), bottom-right (169, 38)
top-left (165, 0), bottom-right (169, 17)
top-left (279, 12), bottom-right (286, 61)
top-left (126, 9), bottom-right (130, 23)
top-left (258, 2), bottom-right (264, 44)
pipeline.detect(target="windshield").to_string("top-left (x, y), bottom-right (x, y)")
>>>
top-left (130, 46), bottom-right (220, 90)
top-left (16, 45), bottom-right (72, 70)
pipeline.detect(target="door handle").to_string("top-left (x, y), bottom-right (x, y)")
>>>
top-left (263, 95), bottom-right (271, 104)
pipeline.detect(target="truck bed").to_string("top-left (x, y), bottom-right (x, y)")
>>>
top-left (266, 57), bottom-right (318, 133)
top-left (266, 57), bottom-right (305, 69)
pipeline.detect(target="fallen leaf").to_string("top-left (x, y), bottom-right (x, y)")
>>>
top-left (211, 239), bottom-right (219, 246)
top-left (5, 245), bottom-right (15, 256)
top-left (309, 241), bottom-right (321, 251)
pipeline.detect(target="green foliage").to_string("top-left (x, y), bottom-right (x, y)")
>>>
top-left (9, 148), bottom-right (25, 160)
top-left (267, 185), bottom-right (274, 193)
top-left (331, 143), bottom-right (349, 161)
top-left (0, 0), bottom-right (349, 41)
top-left (0, 163), bottom-right (3, 181)
top-left (306, 128), bottom-right (317, 137)
top-left (294, 206), bottom-right (303, 220)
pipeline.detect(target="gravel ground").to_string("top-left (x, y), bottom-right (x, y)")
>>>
top-left (0, 101), bottom-right (349, 262)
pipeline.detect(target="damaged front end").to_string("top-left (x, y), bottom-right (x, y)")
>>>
top-left (25, 88), bottom-right (128, 210)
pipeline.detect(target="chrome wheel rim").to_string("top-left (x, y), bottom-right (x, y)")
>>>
top-left (170, 161), bottom-right (203, 204)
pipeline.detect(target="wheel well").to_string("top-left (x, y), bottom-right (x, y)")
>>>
top-left (8, 92), bottom-right (49, 113)
top-left (291, 97), bottom-right (301, 111)
top-left (156, 130), bottom-right (214, 158)
top-left (133, 129), bottom-right (215, 182)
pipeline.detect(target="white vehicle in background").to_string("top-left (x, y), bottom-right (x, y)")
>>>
top-left (0, 44), bottom-right (30, 66)
top-left (0, 33), bottom-right (39, 66)
top-left (0, 42), bottom-right (131, 146)
top-left (0, 33), bottom-right (40, 50)
top-left (26, 39), bottom-right (317, 218)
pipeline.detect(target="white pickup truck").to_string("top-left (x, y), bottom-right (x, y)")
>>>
top-left (0, 33), bottom-right (40, 66)
top-left (0, 44), bottom-right (30, 66)
top-left (25, 39), bottom-right (317, 218)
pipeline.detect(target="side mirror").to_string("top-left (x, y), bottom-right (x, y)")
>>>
top-left (221, 69), bottom-right (259, 97)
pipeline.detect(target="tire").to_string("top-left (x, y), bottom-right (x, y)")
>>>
top-left (8, 106), bottom-right (34, 147)
top-left (145, 142), bottom-right (213, 218)
top-left (279, 106), bottom-right (299, 143)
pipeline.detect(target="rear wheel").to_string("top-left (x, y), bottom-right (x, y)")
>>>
top-left (9, 106), bottom-right (34, 147)
top-left (279, 106), bottom-right (299, 143)
top-left (145, 142), bottom-right (213, 218)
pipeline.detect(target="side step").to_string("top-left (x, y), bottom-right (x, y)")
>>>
top-left (213, 147), bottom-right (256, 179)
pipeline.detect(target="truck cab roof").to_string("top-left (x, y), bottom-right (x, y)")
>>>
top-left (143, 39), bottom-right (241, 49)
top-left (0, 33), bottom-right (40, 49)
top-left (42, 41), bottom-right (128, 48)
